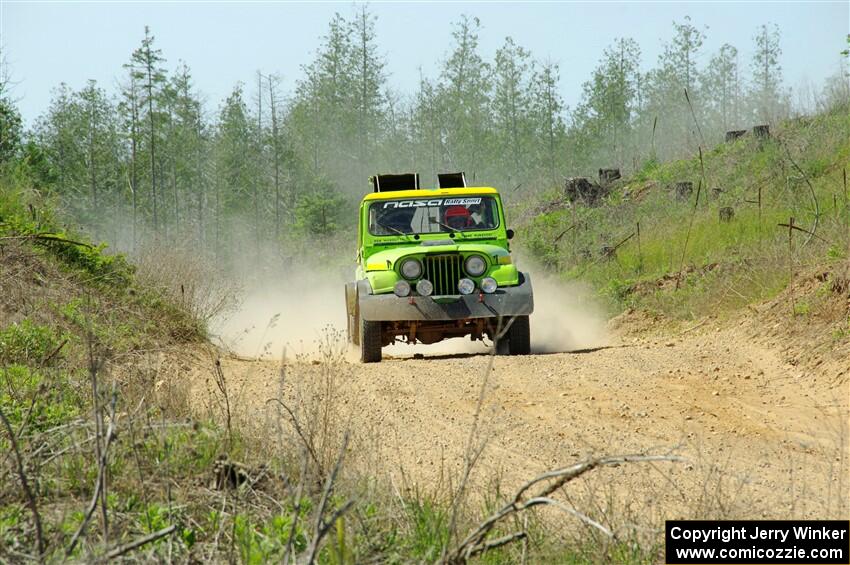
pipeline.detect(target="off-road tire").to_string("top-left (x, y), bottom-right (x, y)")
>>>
top-left (360, 318), bottom-right (382, 363)
top-left (507, 315), bottom-right (531, 355)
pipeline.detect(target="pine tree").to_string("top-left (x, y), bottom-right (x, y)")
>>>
top-left (438, 15), bottom-right (491, 179)
top-left (701, 44), bottom-right (741, 138)
top-left (350, 5), bottom-right (385, 181)
top-left (571, 38), bottom-right (641, 169)
top-left (529, 61), bottom-right (566, 186)
top-left (126, 26), bottom-right (167, 233)
top-left (493, 37), bottom-right (533, 180)
top-left (750, 23), bottom-right (784, 122)
top-left (641, 17), bottom-right (707, 158)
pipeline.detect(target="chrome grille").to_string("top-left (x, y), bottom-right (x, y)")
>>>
top-left (423, 254), bottom-right (462, 295)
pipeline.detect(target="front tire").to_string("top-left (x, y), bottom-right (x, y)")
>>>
top-left (507, 316), bottom-right (531, 355)
top-left (360, 317), bottom-right (382, 363)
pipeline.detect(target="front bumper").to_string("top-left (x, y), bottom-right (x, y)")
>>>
top-left (357, 273), bottom-right (534, 322)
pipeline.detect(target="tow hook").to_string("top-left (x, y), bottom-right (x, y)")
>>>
top-left (408, 297), bottom-right (415, 305)
top-left (478, 292), bottom-right (484, 303)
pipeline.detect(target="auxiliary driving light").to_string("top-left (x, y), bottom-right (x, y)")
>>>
top-left (457, 278), bottom-right (475, 295)
top-left (394, 280), bottom-right (411, 297)
top-left (416, 279), bottom-right (434, 296)
top-left (480, 277), bottom-right (498, 294)
top-left (400, 258), bottom-right (423, 280)
top-left (464, 255), bottom-right (487, 277)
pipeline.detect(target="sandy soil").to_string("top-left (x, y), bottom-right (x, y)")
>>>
top-left (185, 308), bottom-right (849, 524)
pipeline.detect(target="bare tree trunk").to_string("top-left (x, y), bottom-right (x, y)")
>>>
top-left (268, 75), bottom-right (281, 237)
top-left (145, 48), bottom-right (159, 234)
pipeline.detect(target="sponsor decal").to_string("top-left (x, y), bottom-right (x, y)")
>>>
top-left (382, 197), bottom-right (482, 209)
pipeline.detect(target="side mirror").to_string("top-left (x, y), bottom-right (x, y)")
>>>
top-left (506, 229), bottom-right (515, 240)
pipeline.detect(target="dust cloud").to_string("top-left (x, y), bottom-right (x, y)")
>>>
top-left (213, 263), bottom-right (608, 359)
top-left (210, 271), bottom-right (349, 359)
top-left (527, 273), bottom-right (609, 353)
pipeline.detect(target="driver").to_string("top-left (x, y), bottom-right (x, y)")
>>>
top-left (469, 203), bottom-right (485, 227)
top-left (444, 205), bottom-right (472, 230)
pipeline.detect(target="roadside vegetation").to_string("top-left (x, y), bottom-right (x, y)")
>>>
top-left (519, 102), bottom-right (850, 321)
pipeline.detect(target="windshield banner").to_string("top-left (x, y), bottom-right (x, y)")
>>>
top-left (382, 198), bottom-right (482, 209)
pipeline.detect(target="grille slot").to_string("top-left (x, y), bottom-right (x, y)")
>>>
top-left (423, 254), bottom-right (462, 295)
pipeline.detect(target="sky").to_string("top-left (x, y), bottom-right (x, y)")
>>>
top-left (2, 1), bottom-right (848, 127)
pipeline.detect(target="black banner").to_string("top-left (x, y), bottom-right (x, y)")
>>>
top-left (666, 520), bottom-right (849, 564)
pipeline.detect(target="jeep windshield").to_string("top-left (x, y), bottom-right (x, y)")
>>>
top-left (369, 196), bottom-right (500, 236)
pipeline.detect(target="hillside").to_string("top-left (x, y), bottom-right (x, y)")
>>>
top-left (519, 103), bottom-right (850, 325)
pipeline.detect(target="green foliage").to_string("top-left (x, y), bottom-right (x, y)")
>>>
top-left (0, 319), bottom-right (64, 366)
top-left (522, 104), bottom-right (850, 319)
top-left (0, 365), bottom-right (79, 432)
top-left (294, 187), bottom-right (347, 236)
top-left (0, 97), bottom-right (22, 165)
top-left (232, 511), bottom-right (308, 564)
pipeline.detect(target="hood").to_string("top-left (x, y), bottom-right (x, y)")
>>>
top-left (364, 242), bottom-right (509, 271)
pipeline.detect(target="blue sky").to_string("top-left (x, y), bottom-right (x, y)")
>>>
top-left (3, 1), bottom-right (848, 126)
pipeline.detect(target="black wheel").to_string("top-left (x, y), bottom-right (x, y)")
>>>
top-left (507, 316), bottom-right (531, 355)
top-left (360, 317), bottom-right (382, 363)
top-left (495, 336), bottom-right (510, 355)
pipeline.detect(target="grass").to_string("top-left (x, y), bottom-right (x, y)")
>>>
top-left (519, 102), bottom-right (850, 320)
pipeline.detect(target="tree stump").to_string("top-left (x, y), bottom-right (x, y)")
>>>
top-left (753, 124), bottom-right (770, 139)
top-left (674, 182), bottom-right (693, 201)
top-left (719, 207), bottom-right (735, 222)
top-left (598, 168), bottom-right (621, 185)
top-left (564, 177), bottom-right (607, 206)
top-left (600, 245), bottom-right (616, 260)
top-left (725, 130), bottom-right (747, 142)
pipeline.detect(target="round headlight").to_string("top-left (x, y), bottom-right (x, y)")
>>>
top-left (480, 277), bottom-right (498, 294)
top-left (400, 258), bottom-right (422, 280)
top-left (464, 255), bottom-right (487, 277)
top-left (393, 280), bottom-right (411, 297)
top-left (457, 278), bottom-right (475, 295)
top-left (416, 279), bottom-right (433, 296)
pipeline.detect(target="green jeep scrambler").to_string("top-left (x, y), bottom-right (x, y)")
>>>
top-left (345, 173), bottom-right (534, 363)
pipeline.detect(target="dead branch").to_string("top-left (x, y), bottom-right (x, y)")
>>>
top-left (267, 398), bottom-right (322, 474)
top-left (782, 141), bottom-right (820, 245)
top-left (304, 432), bottom-right (353, 564)
top-left (676, 180), bottom-right (703, 290)
top-left (0, 404), bottom-right (44, 557)
top-left (99, 524), bottom-right (176, 561)
top-left (66, 388), bottom-right (118, 557)
top-left (443, 338), bottom-right (500, 557)
top-left (0, 232), bottom-right (94, 248)
top-left (776, 222), bottom-right (833, 245)
top-left (213, 359), bottom-right (232, 449)
top-left (283, 450), bottom-right (309, 565)
top-left (444, 453), bottom-right (683, 564)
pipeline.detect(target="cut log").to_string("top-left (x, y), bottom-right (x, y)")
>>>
top-left (719, 207), bottom-right (735, 222)
top-left (753, 124), bottom-right (770, 139)
top-left (564, 177), bottom-right (607, 207)
top-left (598, 168), bottom-right (621, 185)
top-left (674, 182), bottom-right (693, 201)
top-left (725, 130), bottom-right (747, 142)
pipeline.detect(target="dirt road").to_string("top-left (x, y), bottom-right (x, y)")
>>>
top-left (195, 313), bottom-right (848, 523)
